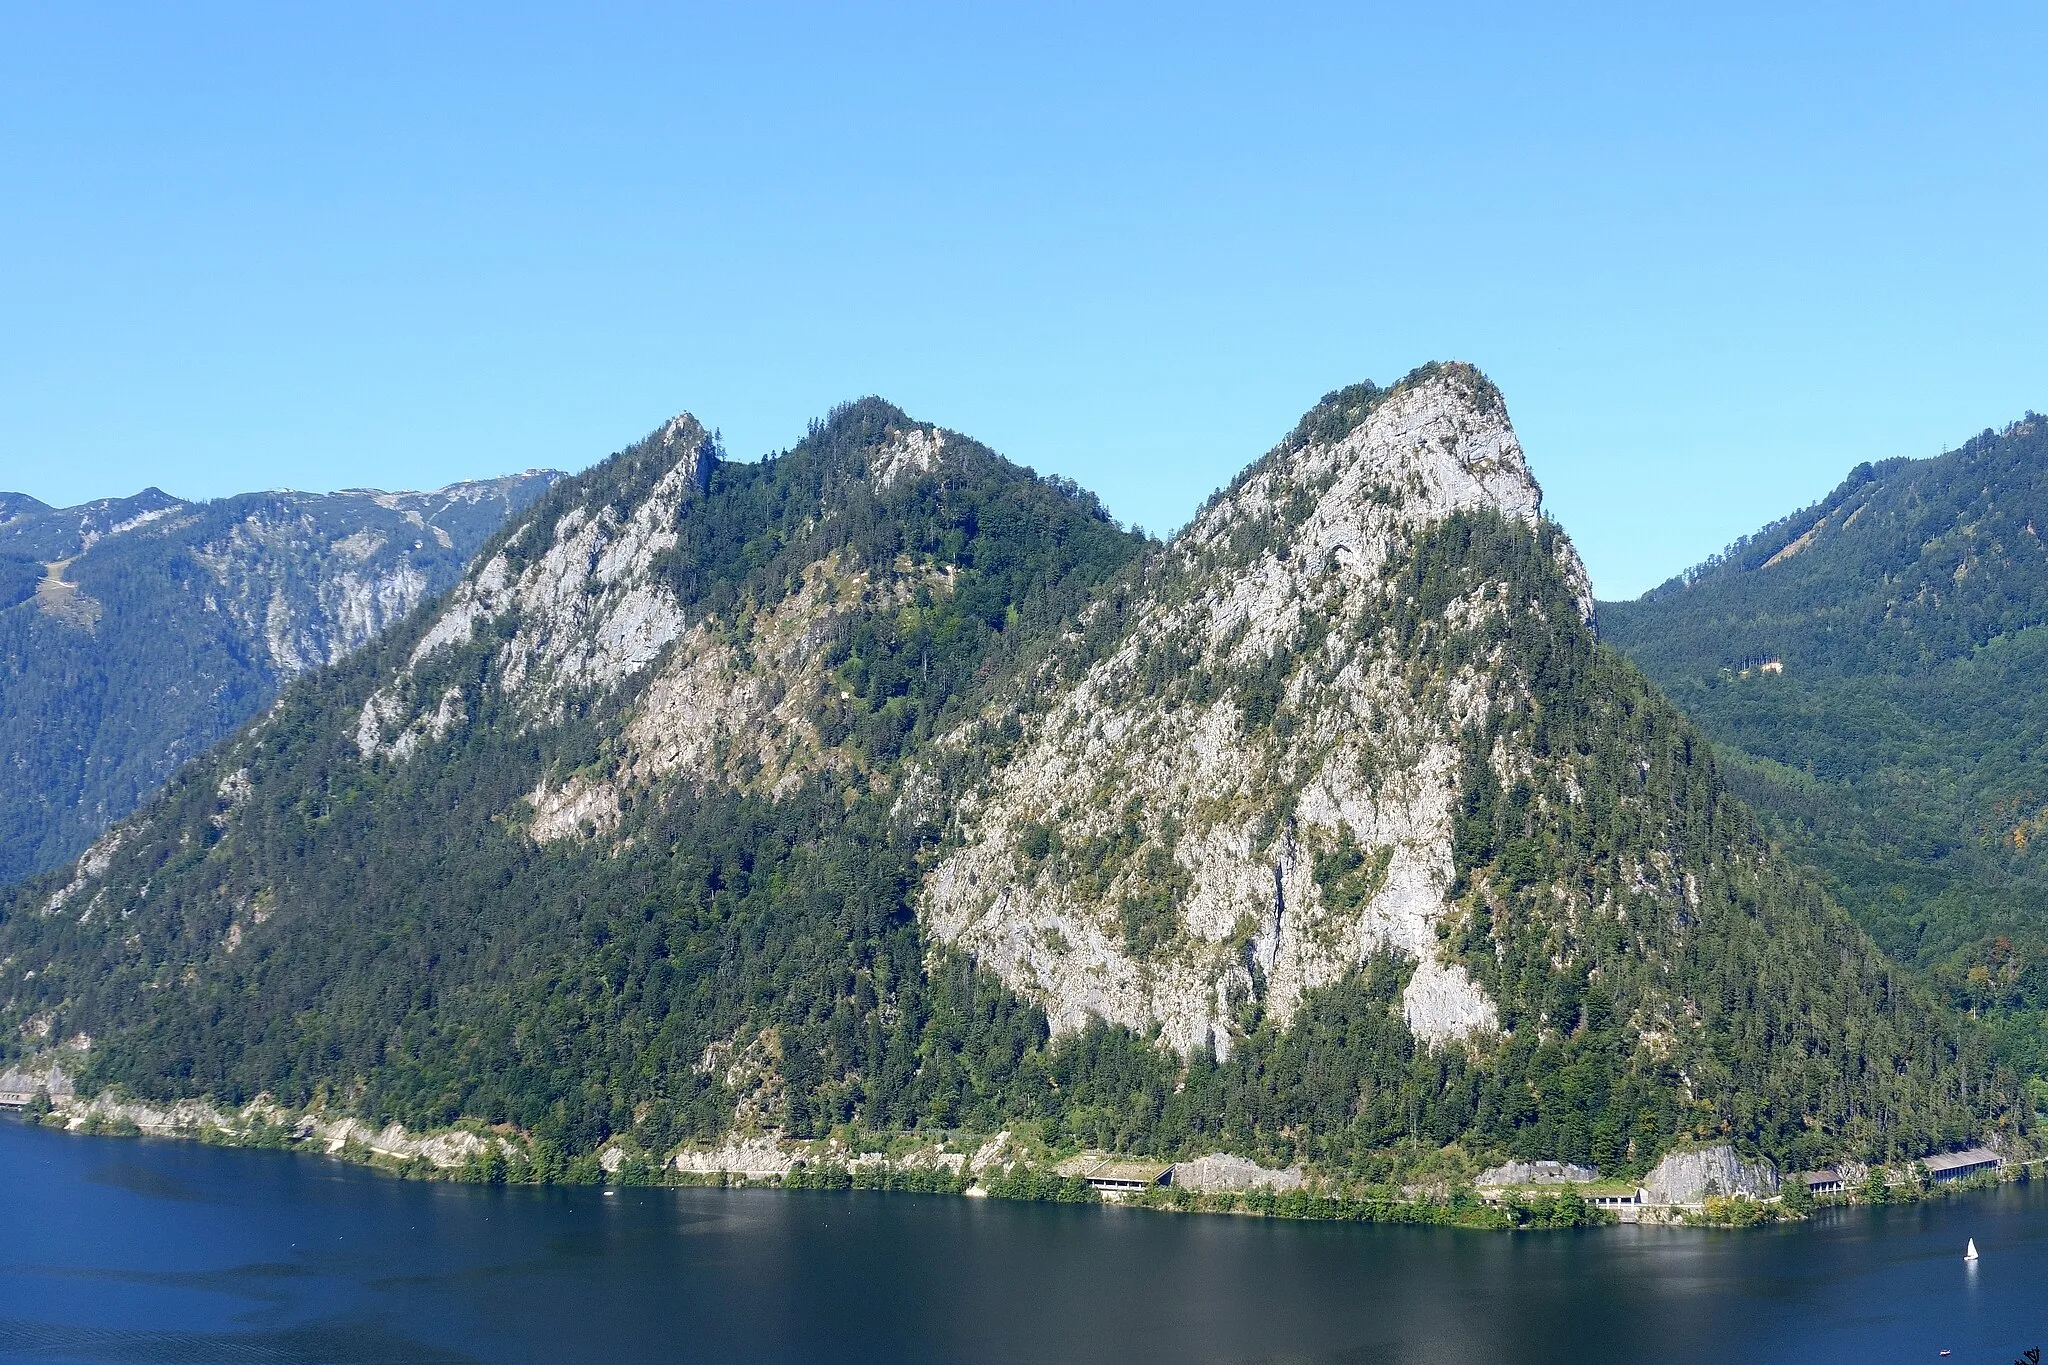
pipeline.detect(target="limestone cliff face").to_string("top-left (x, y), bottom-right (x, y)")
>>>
top-left (1642, 1144), bottom-right (1780, 1203)
top-left (352, 416), bottom-right (956, 830)
top-left (357, 418), bottom-right (711, 759)
top-left (524, 548), bottom-right (943, 839)
top-left (919, 365), bottom-right (1589, 1057)
top-left (2, 476), bottom-right (557, 681)
top-left (193, 503), bottom-right (431, 678)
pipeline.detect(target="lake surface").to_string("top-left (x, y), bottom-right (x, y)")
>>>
top-left (1, 1118), bottom-right (2042, 1364)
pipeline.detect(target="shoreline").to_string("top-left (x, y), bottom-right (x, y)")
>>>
top-left (6, 1100), bottom-right (1614, 1228)
top-left (11, 1092), bottom-right (2028, 1232)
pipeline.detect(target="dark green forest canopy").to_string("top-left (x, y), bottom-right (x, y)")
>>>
top-left (0, 393), bottom-right (2021, 1180)
top-left (1602, 414), bottom-right (2048, 1082)
top-left (0, 402), bottom-right (1151, 1149)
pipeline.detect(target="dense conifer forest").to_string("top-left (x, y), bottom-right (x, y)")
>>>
top-left (0, 386), bottom-right (2024, 1184)
top-left (1602, 415), bottom-right (2048, 1089)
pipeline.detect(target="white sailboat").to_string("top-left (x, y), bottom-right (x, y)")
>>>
top-left (1964, 1238), bottom-right (1979, 1261)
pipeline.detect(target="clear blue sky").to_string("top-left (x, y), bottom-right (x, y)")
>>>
top-left (4, 3), bottom-right (2043, 598)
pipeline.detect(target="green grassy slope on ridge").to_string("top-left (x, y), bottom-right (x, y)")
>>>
top-left (1601, 414), bottom-right (2048, 1082)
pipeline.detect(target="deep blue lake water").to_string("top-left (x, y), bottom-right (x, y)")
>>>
top-left (0, 1116), bottom-right (2042, 1363)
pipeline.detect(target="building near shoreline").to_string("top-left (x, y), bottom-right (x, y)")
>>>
top-left (1080, 1160), bottom-right (1170, 1194)
top-left (1474, 1179), bottom-right (1644, 1208)
top-left (1922, 1148), bottom-right (2002, 1184)
top-left (1058, 1154), bottom-right (1171, 1194)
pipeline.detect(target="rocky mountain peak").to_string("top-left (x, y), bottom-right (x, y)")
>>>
top-left (919, 364), bottom-right (1594, 1058)
top-left (655, 413), bottom-right (719, 489)
top-left (656, 412), bottom-right (699, 447)
top-left (0, 492), bottom-right (52, 525)
top-left (788, 398), bottom-right (939, 488)
top-left (1185, 362), bottom-right (1589, 621)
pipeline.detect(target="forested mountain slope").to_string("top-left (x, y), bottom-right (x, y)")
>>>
top-left (0, 370), bottom-right (2018, 1182)
top-left (1601, 415), bottom-right (2048, 1082)
top-left (0, 474), bottom-right (558, 883)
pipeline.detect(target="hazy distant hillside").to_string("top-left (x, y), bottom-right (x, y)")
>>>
top-left (0, 367), bottom-right (2009, 1183)
top-left (0, 473), bottom-right (559, 883)
top-left (1601, 414), bottom-right (2048, 1080)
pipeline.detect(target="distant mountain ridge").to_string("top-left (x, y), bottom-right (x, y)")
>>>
top-left (0, 472), bottom-right (560, 883)
top-left (0, 371), bottom-right (2018, 1186)
top-left (1600, 412), bottom-right (2048, 1085)
top-left (0, 487), bottom-right (186, 560)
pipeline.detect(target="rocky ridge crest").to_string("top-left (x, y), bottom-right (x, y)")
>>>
top-left (920, 365), bottom-right (1587, 1056)
top-left (358, 419), bottom-right (711, 757)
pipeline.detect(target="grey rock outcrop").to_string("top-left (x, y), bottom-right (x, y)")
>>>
top-left (32, 1088), bottom-right (494, 1168)
top-left (1643, 1145), bottom-right (1779, 1204)
top-left (0, 1061), bottom-right (73, 1101)
top-left (1170, 1153), bottom-right (1305, 1193)
top-left (670, 1134), bottom-right (801, 1181)
top-left (1475, 1160), bottom-right (1598, 1186)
